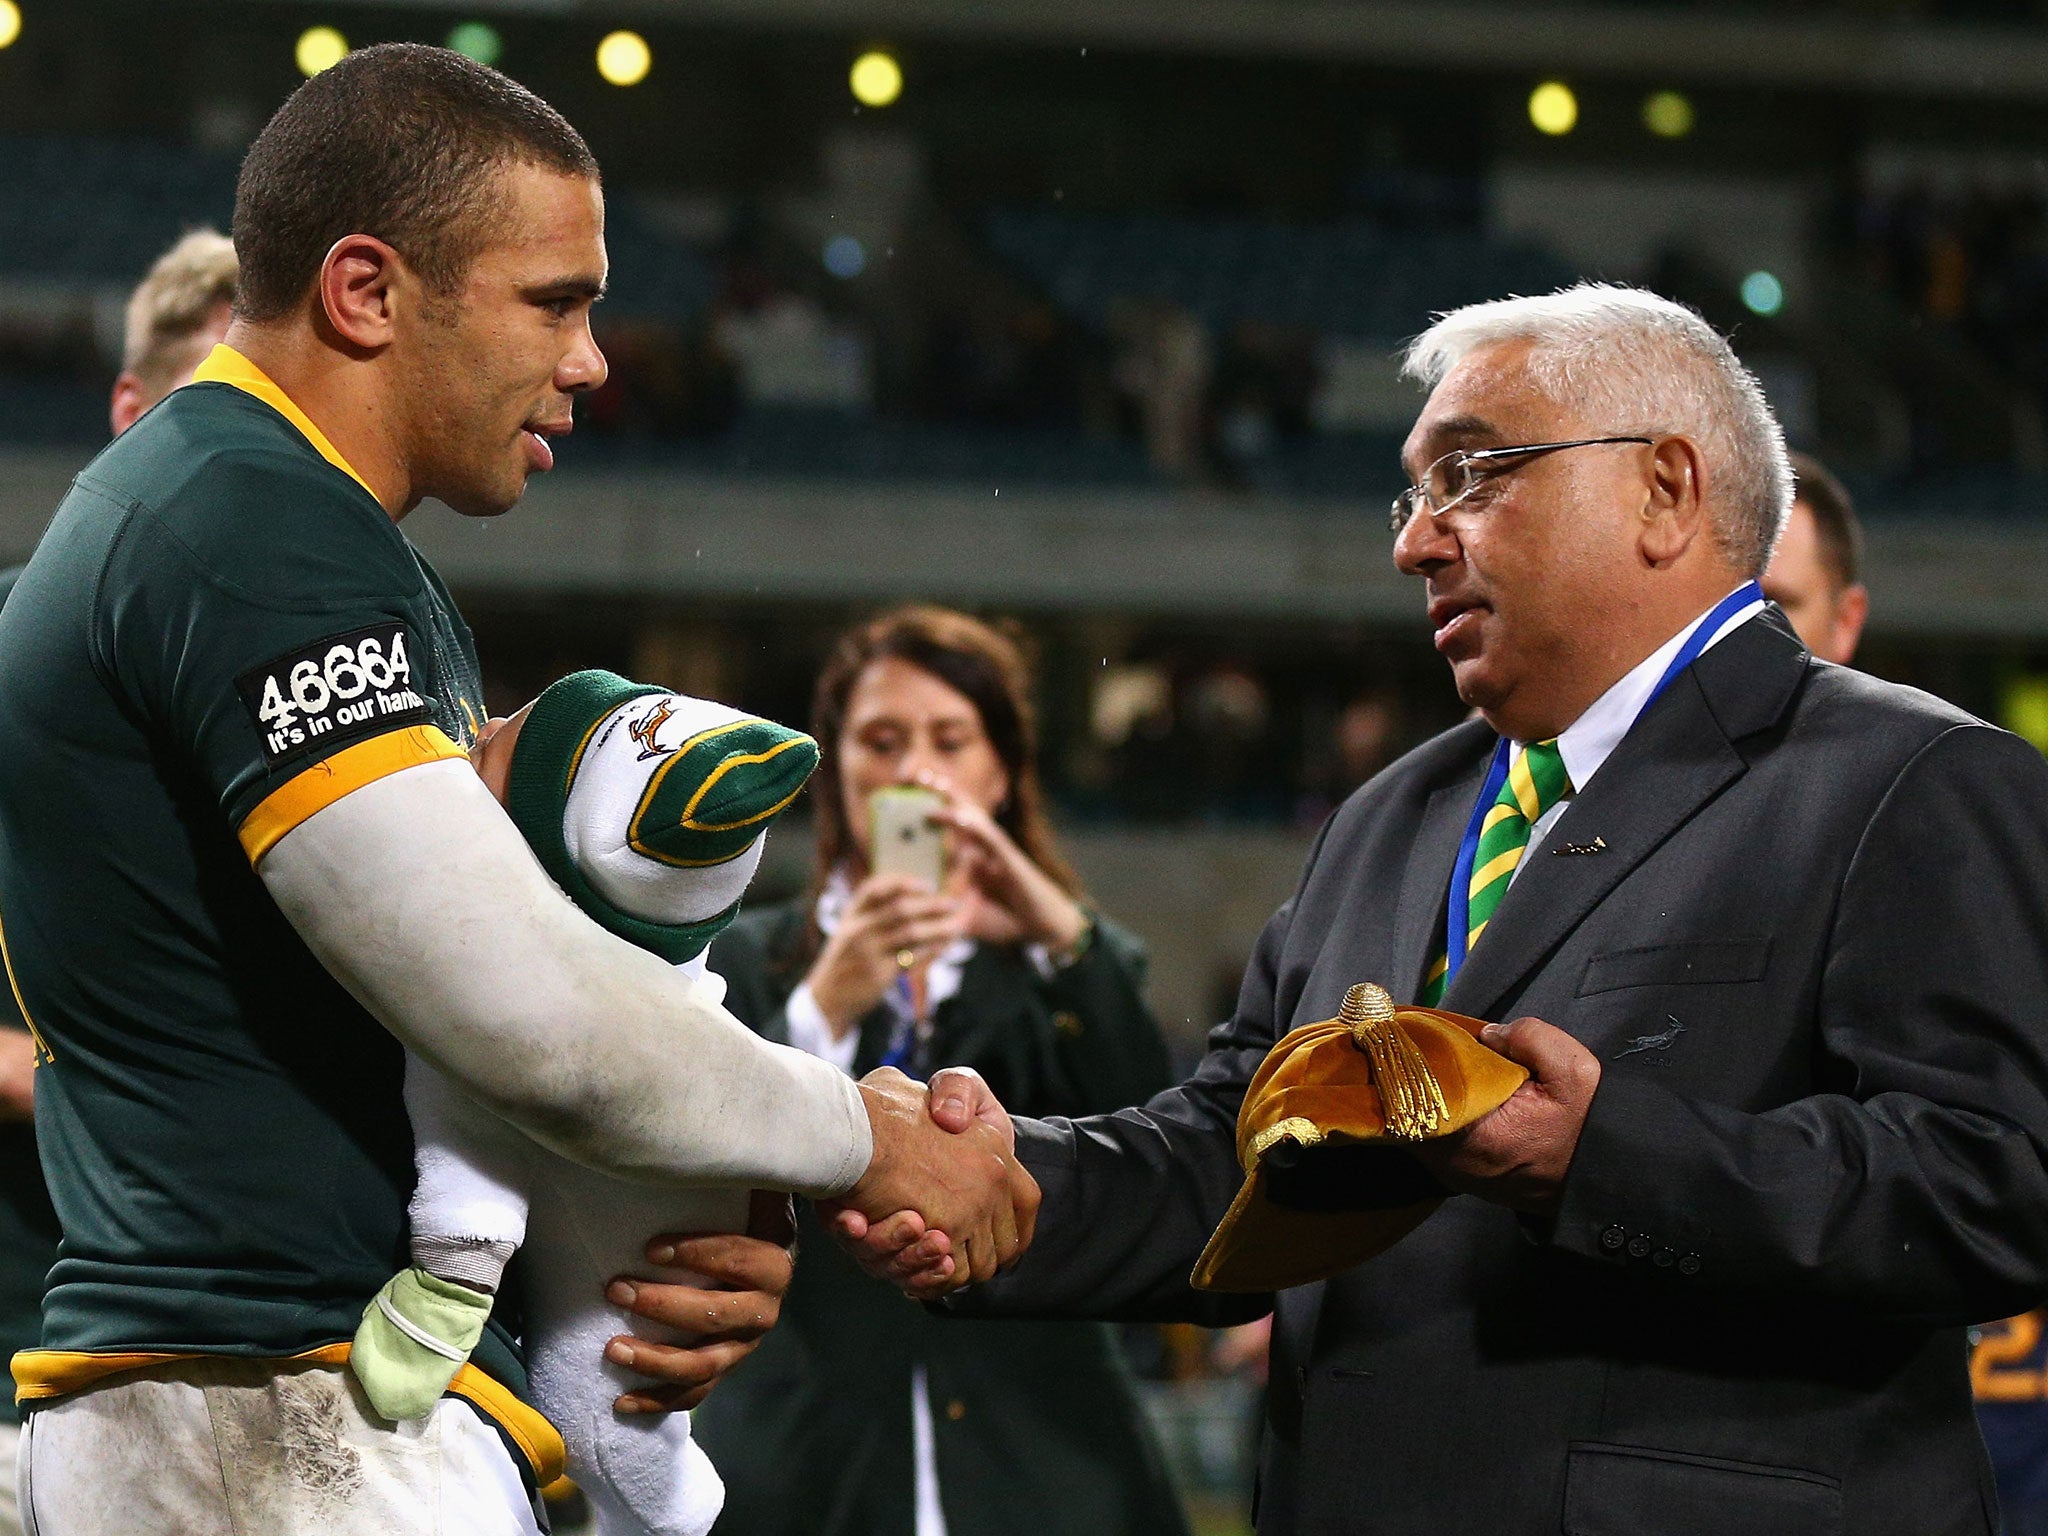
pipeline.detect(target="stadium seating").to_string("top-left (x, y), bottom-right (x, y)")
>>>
top-left (982, 208), bottom-right (1575, 341)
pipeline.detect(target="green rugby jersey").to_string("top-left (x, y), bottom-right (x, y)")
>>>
top-left (0, 565), bottom-right (59, 1428)
top-left (0, 348), bottom-right (556, 1478)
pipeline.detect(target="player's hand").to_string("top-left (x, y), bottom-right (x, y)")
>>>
top-left (806, 875), bottom-right (965, 1034)
top-left (604, 1189), bottom-right (797, 1413)
top-left (1408, 1017), bottom-right (1600, 1214)
top-left (830, 1066), bottom-right (1037, 1293)
top-left (826, 1067), bottom-right (1025, 1298)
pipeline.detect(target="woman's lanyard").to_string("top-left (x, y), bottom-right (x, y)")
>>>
top-left (1438, 581), bottom-right (1764, 994)
top-left (879, 972), bottom-right (930, 1072)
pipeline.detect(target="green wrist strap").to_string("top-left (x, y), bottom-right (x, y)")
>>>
top-left (351, 1267), bottom-right (495, 1423)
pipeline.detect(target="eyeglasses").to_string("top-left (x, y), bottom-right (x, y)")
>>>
top-left (1389, 436), bottom-right (1656, 535)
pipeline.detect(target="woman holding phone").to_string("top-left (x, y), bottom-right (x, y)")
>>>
top-left (697, 605), bottom-right (1188, 1536)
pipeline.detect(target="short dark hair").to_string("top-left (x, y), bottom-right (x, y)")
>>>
top-left (1788, 451), bottom-right (1864, 590)
top-left (233, 43), bottom-right (599, 323)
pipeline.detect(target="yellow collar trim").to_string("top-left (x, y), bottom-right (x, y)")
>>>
top-left (189, 344), bottom-right (380, 504)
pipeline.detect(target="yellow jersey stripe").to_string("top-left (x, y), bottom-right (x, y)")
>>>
top-left (446, 1362), bottom-right (568, 1487)
top-left (11, 1341), bottom-right (351, 1399)
top-left (189, 345), bottom-right (380, 504)
top-left (238, 726), bottom-right (468, 865)
top-left (12, 1342), bottom-right (564, 1486)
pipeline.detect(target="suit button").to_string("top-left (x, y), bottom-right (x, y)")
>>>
top-left (1052, 1010), bottom-right (1084, 1039)
top-left (1598, 1225), bottom-right (1626, 1251)
top-left (1652, 1248), bottom-right (1676, 1268)
top-left (946, 1399), bottom-right (967, 1422)
top-left (1626, 1236), bottom-right (1652, 1259)
top-left (1678, 1254), bottom-right (1702, 1277)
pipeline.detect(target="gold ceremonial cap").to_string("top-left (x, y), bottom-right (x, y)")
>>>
top-left (1191, 982), bottom-right (1529, 1293)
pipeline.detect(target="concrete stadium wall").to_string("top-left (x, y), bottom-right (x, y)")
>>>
top-left (5, 447), bottom-right (2048, 638)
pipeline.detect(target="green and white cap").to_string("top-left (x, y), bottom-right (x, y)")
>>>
top-left (506, 669), bottom-right (818, 964)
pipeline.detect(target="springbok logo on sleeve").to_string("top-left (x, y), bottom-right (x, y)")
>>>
top-left (629, 697), bottom-right (678, 761)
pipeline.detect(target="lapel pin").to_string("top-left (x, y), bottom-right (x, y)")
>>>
top-left (1552, 835), bottom-right (1607, 857)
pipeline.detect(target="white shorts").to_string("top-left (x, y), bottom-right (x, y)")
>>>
top-left (0, 1421), bottom-right (22, 1536)
top-left (18, 1358), bottom-right (542, 1536)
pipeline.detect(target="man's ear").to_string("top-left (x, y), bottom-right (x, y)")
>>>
top-left (1830, 582), bottom-right (1870, 665)
top-left (1638, 435), bottom-right (1710, 568)
top-left (317, 234), bottom-right (408, 353)
top-left (109, 372), bottom-right (149, 437)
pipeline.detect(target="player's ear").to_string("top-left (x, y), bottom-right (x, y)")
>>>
top-left (317, 234), bottom-right (405, 353)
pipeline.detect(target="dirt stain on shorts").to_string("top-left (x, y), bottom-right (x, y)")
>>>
top-left (273, 1374), bottom-right (365, 1504)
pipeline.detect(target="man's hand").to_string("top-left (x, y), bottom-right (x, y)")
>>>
top-left (604, 1189), bottom-right (796, 1414)
top-left (825, 1067), bottom-right (1022, 1298)
top-left (826, 1066), bottom-right (1036, 1293)
top-left (0, 1027), bottom-right (35, 1123)
top-left (1409, 1016), bottom-right (1600, 1213)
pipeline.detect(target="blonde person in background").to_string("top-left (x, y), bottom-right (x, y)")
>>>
top-left (109, 229), bottom-right (238, 436)
top-left (0, 226), bottom-right (235, 1536)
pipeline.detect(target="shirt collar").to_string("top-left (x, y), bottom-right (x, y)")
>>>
top-left (188, 343), bottom-right (379, 504)
top-left (1537, 585), bottom-right (1766, 797)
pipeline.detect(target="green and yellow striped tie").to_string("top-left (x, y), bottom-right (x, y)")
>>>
top-left (1420, 739), bottom-right (1572, 1006)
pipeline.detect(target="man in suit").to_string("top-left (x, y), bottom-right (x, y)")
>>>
top-left (846, 283), bottom-right (2048, 1533)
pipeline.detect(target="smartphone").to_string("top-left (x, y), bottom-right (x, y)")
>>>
top-left (870, 786), bottom-right (947, 890)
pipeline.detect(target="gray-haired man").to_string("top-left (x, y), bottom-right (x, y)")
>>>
top-left (858, 283), bottom-right (2048, 1533)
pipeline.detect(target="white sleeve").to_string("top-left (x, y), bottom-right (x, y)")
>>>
top-left (783, 982), bottom-right (861, 1077)
top-left (258, 758), bottom-right (871, 1198)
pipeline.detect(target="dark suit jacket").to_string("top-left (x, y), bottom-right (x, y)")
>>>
top-left (694, 900), bottom-right (1190, 1536)
top-left (955, 611), bottom-right (2048, 1536)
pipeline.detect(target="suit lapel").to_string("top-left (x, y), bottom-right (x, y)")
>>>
top-left (1389, 740), bottom-right (1494, 1002)
top-left (1442, 612), bottom-right (1808, 1021)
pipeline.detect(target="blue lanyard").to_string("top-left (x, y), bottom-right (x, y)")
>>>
top-left (1439, 581), bottom-right (1763, 992)
top-left (879, 973), bottom-right (923, 1071)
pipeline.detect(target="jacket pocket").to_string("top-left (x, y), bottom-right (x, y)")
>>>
top-left (1562, 1441), bottom-right (1842, 1536)
top-left (1577, 938), bottom-right (1770, 996)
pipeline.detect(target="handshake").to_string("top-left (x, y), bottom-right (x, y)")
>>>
top-left (830, 1064), bottom-right (1036, 1296)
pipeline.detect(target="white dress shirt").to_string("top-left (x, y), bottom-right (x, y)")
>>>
top-left (1510, 587), bottom-right (1765, 884)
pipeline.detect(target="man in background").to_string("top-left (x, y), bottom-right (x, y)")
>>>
top-left (108, 229), bottom-right (238, 437)
top-left (0, 226), bottom-right (235, 1536)
top-left (1761, 450), bottom-right (1868, 664)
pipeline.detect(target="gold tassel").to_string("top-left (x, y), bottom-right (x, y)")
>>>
top-left (1340, 982), bottom-right (1448, 1140)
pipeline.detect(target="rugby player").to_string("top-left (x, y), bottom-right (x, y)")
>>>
top-left (0, 44), bottom-right (1032, 1535)
top-left (0, 226), bottom-right (237, 1536)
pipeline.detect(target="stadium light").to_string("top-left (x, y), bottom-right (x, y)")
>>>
top-left (0, 2), bottom-right (21, 52)
top-left (1740, 270), bottom-right (1784, 316)
top-left (447, 22), bottom-right (502, 67)
top-left (824, 235), bottom-right (867, 279)
top-left (597, 30), bottom-right (651, 87)
top-left (1643, 90), bottom-right (1694, 139)
top-left (295, 26), bottom-right (348, 78)
top-left (850, 51), bottom-right (903, 108)
top-left (1528, 81), bottom-right (1578, 137)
